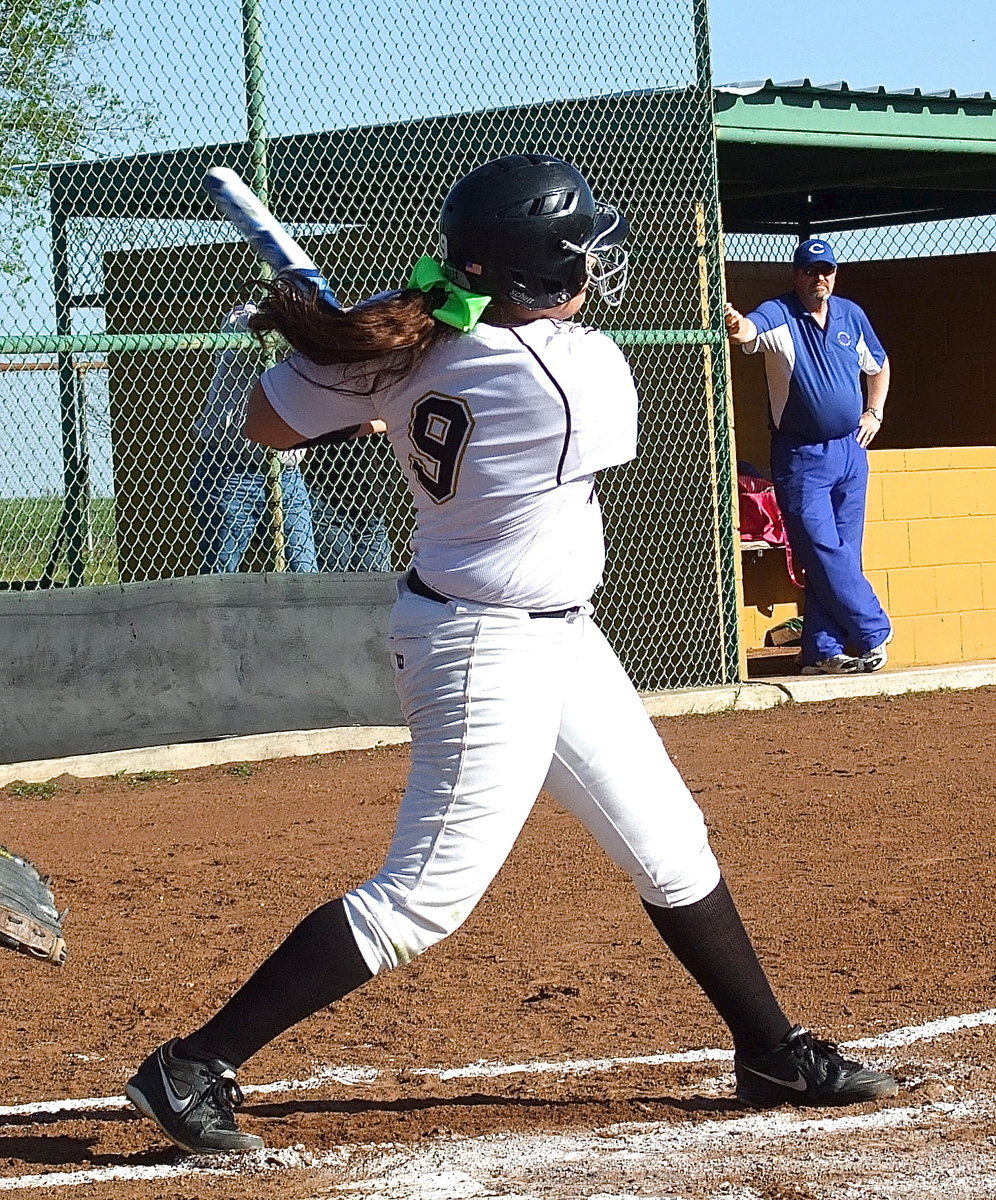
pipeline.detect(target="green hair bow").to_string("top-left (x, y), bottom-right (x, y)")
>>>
top-left (407, 256), bottom-right (492, 333)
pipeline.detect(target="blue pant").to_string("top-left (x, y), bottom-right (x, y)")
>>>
top-left (770, 431), bottom-right (891, 664)
top-left (311, 496), bottom-right (393, 572)
top-left (190, 447), bottom-right (318, 574)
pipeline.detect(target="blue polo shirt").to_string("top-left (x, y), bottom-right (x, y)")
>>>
top-left (743, 292), bottom-right (887, 442)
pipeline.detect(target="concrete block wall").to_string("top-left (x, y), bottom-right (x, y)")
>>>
top-left (738, 446), bottom-right (996, 666)
top-left (738, 547), bottom-right (802, 652)
top-left (864, 446), bottom-right (996, 666)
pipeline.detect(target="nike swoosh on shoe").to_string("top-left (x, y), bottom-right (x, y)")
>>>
top-left (739, 1064), bottom-right (809, 1091)
top-left (158, 1058), bottom-right (196, 1113)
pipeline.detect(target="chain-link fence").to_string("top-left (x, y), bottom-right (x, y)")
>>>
top-left (1, 0), bottom-right (738, 690)
top-left (727, 214), bottom-right (996, 268)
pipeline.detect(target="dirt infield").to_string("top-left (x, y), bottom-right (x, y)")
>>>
top-left (2, 685), bottom-right (996, 1199)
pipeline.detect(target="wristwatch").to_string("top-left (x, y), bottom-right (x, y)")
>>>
top-left (864, 406), bottom-right (884, 422)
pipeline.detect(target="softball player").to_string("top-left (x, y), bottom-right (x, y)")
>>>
top-left (127, 156), bottom-right (896, 1154)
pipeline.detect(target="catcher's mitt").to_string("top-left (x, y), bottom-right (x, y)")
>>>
top-left (0, 846), bottom-right (67, 966)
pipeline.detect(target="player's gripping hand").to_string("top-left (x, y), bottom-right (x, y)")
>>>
top-left (0, 846), bottom-right (68, 966)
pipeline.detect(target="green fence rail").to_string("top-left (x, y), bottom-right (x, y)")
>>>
top-left (1, 0), bottom-right (739, 689)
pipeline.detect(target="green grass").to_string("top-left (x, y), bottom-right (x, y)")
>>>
top-left (0, 495), bottom-right (119, 586)
top-left (6, 780), bottom-right (58, 799)
top-left (125, 769), bottom-right (179, 786)
top-left (111, 768), bottom-right (179, 786)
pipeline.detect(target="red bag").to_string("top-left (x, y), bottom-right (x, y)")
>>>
top-left (737, 473), bottom-right (804, 587)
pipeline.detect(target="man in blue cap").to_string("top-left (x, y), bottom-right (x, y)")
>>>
top-left (725, 238), bottom-right (892, 674)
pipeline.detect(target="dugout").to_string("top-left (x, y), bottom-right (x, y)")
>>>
top-left (43, 80), bottom-right (996, 691)
top-left (714, 80), bottom-right (996, 670)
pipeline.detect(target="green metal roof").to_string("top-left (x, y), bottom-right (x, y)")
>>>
top-left (715, 79), bottom-right (996, 233)
top-left (48, 80), bottom-right (996, 236)
top-left (48, 91), bottom-right (681, 226)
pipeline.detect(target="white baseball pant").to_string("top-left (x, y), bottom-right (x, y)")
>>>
top-left (343, 580), bottom-right (721, 975)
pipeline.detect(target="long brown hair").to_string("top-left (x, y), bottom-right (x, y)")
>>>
top-left (248, 277), bottom-right (458, 394)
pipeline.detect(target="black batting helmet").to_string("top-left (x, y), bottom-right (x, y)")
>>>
top-left (439, 154), bottom-right (629, 310)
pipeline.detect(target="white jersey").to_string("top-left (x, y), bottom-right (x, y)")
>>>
top-left (260, 318), bottom-right (638, 609)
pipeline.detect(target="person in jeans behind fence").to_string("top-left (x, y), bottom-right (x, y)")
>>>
top-left (189, 302), bottom-right (319, 574)
top-left (307, 435), bottom-right (395, 572)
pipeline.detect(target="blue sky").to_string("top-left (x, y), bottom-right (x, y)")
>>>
top-left (709, 0), bottom-right (995, 96)
top-left (78, 0), bottom-right (996, 159)
top-left (4, 0), bottom-right (994, 497)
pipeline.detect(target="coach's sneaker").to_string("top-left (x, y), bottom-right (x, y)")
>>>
top-left (799, 654), bottom-right (862, 675)
top-left (126, 1039), bottom-right (264, 1154)
top-left (860, 631), bottom-right (894, 673)
top-left (735, 1026), bottom-right (898, 1108)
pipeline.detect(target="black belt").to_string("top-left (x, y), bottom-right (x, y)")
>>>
top-left (406, 570), bottom-right (580, 619)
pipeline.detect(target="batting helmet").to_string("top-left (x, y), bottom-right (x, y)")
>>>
top-left (439, 155), bottom-right (629, 310)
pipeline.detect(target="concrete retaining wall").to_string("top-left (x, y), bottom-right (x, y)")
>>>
top-left (1, 572), bottom-right (402, 765)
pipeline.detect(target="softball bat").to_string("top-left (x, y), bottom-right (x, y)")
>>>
top-left (203, 167), bottom-right (341, 309)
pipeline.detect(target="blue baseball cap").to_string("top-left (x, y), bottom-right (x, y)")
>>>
top-left (793, 238), bottom-right (837, 269)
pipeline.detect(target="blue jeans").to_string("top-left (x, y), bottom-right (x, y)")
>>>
top-left (190, 446), bottom-right (318, 574)
top-left (311, 495), bottom-right (393, 572)
top-left (771, 431), bottom-right (891, 663)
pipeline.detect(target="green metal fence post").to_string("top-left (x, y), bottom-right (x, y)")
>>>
top-left (241, 0), bottom-right (287, 572)
top-left (242, 0), bottom-right (269, 206)
top-left (693, 0), bottom-right (741, 683)
top-left (46, 194), bottom-right (91, 587)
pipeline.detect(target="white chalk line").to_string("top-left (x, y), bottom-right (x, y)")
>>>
top-left (1, 1007), bottom-right (994, 1193)
top-left (4, 1006), bottom-right (993, 1122)
top-left (0, 1100), bottom-right (985, 1194)
top-left (848, 1006), bottom-right (996, 1049)
top-left (0, 1066), bottom-right (379, 1119)
top-left (0, 1146), bottom-right (350, 1192)
top-left (0, 1163), bottom-right (235, 1192)
top-left (331, 1098), bottom-right (996, 1200)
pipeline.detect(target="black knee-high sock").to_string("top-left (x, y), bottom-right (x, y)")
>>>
top-left (177, 898), bottom-right (373, 1068)
top-left (642, 877), bottom-right (791, 1055)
